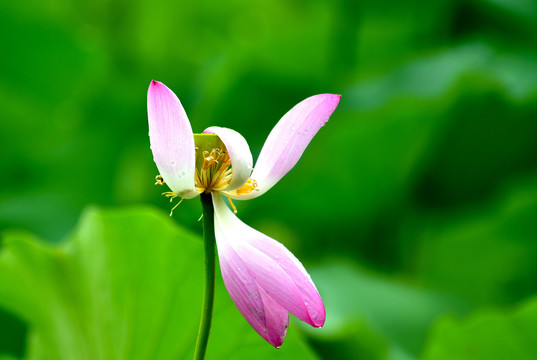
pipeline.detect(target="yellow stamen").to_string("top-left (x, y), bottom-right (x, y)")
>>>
top-left (227, 178), bottom-right (259, 196)
top-left (195, 148), bottom-right (233, 193)
top-left (169, 197), bottom-right (183, 216)
top-left (155, 174), bottom-right (165, 185)
top-left (163, 191), bottom-right (179, 202)
top-left (195, 147), bottom-right (259, 197)
top-left (154, 140), bottom-right (259, 216)
top-left (162, 191), bottom-right (183, 216)
top-left (228, 197), bottom-right (238, 214)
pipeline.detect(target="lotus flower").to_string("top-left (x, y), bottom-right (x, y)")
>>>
top-left (147, 80), bottom-right (340, 347)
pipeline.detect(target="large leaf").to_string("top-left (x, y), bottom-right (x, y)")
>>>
top-left (0, 207), bottom-right (318, 360)
top-left (302, 263), bottom-right (470, 360)
top-left (423, 297), bottom-right (537, 359)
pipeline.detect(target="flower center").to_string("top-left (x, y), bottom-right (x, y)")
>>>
top-left (193, 148), bottom-right (259, 197)
top-left (193, 134), bottom-right (258, 196)
top-left (195, 148), bottom-right (233, 193)
top-left (155, 134), bottom-right (259, 216)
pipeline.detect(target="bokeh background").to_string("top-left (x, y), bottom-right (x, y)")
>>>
top-left (2, 0), bottom-right (537, 359)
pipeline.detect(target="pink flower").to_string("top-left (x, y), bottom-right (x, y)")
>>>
top-left (147, 80), bottom-right (340, 348)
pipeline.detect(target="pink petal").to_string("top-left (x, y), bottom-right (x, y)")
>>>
top-left (234, 94), bottom-right (341, 200)
top-left (258, 287), bottom-right (289, 347)
top-left (237, 225), bottom-right (325, 327)
top-left (203, 126), bottom-right (253, 191)
top-left (216, 234), bottom-right (289, 347)
top-left (147, 80), bottom-right (198, 199)
top-left (212, 194), bottom-right (325, 329)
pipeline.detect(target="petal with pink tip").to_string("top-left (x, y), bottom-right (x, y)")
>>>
top-left (214, 204), bottom-right (289, 347)
top-left (147, 80), bottom-right (198, 199)
top-left (235, 223), bottom-right (325, 327)
top-left (203, 126), bottom-right (253, 191)
top-left (258, 287), bottom-right (289, 347)
top-left (212, 194), bottom-right (325, 328)
top-left (233, 94), bottom-right (341, 200)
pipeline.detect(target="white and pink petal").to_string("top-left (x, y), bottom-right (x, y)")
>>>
top-left (212, 194), bottom-right (325, 333)
top-left (237, 226), bottom-right (325, 327)
top-left (147, 81), bottom-right (198, 199)
top-left (236, 94), bottom-right (341, 200)
top-left (214, 204), bottom-right (288, 347)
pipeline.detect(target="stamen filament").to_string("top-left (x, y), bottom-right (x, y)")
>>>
top-left (195, 148), bottom-right (233, 193)
top-left (227, 197), bottom-right (238, 214)
top-left (162, 191), bottom-right (183, 216)
top-left (169, 197), bottom-right (183, 216)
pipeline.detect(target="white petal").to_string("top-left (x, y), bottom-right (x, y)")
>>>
top-left (204, 126), bottom-right (253, 191)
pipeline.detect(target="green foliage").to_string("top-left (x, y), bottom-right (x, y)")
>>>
top-left (0, 207), bottom-right (318, 360)
top-left (415, 177), bottom-right (537, 305)
top-left (1, 0), bottom-right (537, 358)
top-left (304, 264), bottom-right (470, 360)
top-left (0, 309), bottom-right (26, 358)
top-left (423, 297), bottom-right (537, 359)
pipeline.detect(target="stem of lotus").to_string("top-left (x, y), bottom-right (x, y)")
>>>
top-left (194, 192), bottom-right (216, 360)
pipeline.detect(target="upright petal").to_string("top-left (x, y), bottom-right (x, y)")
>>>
top-left (147, 80), bottom-right (198, 199)
top-left (212, 194), bottom-right (325, 328)
top-left (235, 94), bottom-right (341, 200)
top-left (203, 126), bottom-right (253, 191)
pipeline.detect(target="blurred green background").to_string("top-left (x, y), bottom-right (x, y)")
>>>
top-left (1, 0), bottom-right (537, 359)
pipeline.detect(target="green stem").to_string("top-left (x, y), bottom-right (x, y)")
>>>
top-left (194, 192), bottom-right (216, 360)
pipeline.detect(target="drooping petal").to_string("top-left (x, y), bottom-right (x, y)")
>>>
top-left (258, 287), bottom-right (289, 347)
top-left (234, 94), bottom-right (341, 200)
top-left (234, 222), bottom-right (325, 327)
top-left (203, 126), bottom-right (253, 191)
top-left (212, 194), bottom-right (325, 329)
top-left (214, 200), bottom-right (288, 347)
top-left (147, 80), bottom-right (198, 199)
